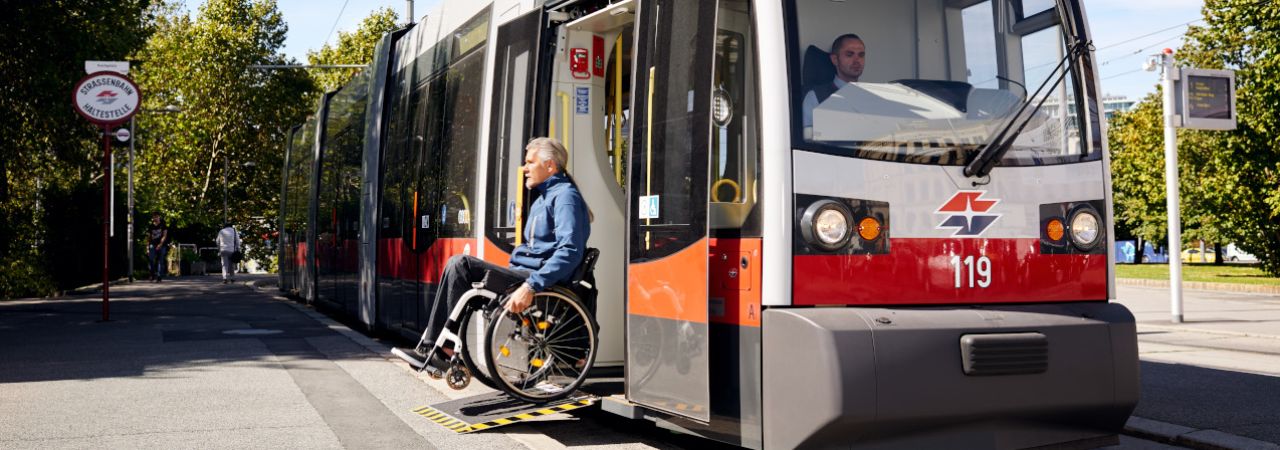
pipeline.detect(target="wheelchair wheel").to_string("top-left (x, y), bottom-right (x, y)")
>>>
top-left (458, 306), bottom-right (497, 390)
top-left (484, 287), bottom-right (597, 404)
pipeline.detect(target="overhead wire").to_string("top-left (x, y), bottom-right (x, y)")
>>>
top-left (323, 0), bottom-right (352, 50)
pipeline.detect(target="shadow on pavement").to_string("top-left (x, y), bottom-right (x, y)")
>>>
top-left (1136, 360), bottom-right (1280, 443)
top-left (0, 275), bottom-right (352, 384)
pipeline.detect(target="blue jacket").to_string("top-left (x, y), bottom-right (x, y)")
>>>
top-left (509, 173), bottom-right (591, 291)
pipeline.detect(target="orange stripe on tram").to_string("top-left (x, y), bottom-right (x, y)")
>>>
top-left (628, 238), bottom-right (710, 324)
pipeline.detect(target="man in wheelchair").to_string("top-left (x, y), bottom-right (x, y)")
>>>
top-left (401, 137), bottom-right (596, 403)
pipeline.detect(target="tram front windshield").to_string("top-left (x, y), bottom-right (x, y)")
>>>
top-left (788, 0), bottom-right (1096, 167)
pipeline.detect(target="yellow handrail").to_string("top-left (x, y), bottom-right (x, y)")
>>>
top-left (557, 91), bottom-right (571, 162)
top-left (645, 66), bottom-right (655, 250)
top-left (515, 172), bottom-right (524, 246)
top-left (613, 36), bottom-right (623, 186)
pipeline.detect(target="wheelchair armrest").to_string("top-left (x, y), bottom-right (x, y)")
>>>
top-left (480, 270), bottom-right (525, 294)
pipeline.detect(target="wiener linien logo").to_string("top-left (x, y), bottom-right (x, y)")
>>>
top-left (936, 191), bottom-right (1001, 236)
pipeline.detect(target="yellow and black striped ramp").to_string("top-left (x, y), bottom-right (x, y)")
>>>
top-left (413, 391), bottom-right (597, 433)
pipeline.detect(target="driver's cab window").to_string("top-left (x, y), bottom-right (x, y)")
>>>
top-left (788, 0), bottom-right (1091, 167)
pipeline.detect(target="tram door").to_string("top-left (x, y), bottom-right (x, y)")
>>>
top-left (626, 0), bottom-right (717, 422)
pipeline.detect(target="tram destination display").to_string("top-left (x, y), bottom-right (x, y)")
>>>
top-left (1178, 68), bottom-right (1236, 130)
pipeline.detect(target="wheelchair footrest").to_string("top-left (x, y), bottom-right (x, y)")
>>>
top-left (412, 390), bottom-right (597, 433)
top-left (391, 347), bottom-right (426, 370)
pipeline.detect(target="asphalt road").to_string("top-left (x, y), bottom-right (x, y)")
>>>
top-left (7, 276), bottom-right (1275, 449)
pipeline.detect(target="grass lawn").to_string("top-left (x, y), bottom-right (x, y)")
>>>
top-left (1115, 263), bottom-right (1280, 286)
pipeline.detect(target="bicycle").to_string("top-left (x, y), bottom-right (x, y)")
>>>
top-left (394, 248), bottom-right (600, 404)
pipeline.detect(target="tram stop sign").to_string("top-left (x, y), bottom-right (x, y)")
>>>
top-left (72, 71), bottom-right (141, 126)
top-left (1176, 68), bottom-right (1236, 130)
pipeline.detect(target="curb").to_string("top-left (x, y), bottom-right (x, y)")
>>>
top-left (1126, 416), bottom-right (1280, 450)
top-left (1116, 277), bottom-right (1280, 295)
top-left (1137, 322), bottom-right (1280, 341)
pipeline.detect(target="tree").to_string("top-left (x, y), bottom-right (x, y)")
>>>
top-left (1180, 0), bottom-right (1280, 273)
top-left (1108, 0), bottom-right (1280, 273)
top-left (307, 8), bottom-right (401, 92)
top-left (0, 1), bottom-right (158, 297)
top-left (131, 0), bottom-right (313, 266)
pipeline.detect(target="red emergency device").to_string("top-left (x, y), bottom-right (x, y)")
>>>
top-left (570, 48), bottom-right (590, 79)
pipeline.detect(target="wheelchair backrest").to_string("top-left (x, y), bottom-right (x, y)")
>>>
top-left (569, 248), bottom-right (600, 286)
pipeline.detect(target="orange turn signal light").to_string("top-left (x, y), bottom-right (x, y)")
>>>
top-left (1047, 218), bottom-right (1065, 242)
top-left (858, 217), bottom-right (882, 241)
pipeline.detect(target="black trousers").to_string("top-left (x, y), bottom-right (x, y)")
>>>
top-left (423, 255), bottom-right (530, 343)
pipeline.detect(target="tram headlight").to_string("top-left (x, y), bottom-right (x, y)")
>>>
top-left (800, 200), bottom-right (853, 251)
top-left (1068, 207), bottom-right (1103, 251)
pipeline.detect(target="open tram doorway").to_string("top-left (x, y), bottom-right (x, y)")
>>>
top-left (482, 2), bottom-right (635, 369)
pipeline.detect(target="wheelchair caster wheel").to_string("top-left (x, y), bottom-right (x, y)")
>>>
top-left (446, 364), bottom-right (471, 390)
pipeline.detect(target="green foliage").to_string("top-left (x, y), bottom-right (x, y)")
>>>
top-left (1108, 0), bottom-right (1280, 274)
top-left (131, 0), bottom-right (314, 270)
top-left (0, 1), bottom-right (157, 298)
top-left (307, 8), bottom-right (400, 92)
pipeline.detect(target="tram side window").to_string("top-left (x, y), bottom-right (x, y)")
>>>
top-left (437, 46), bottom-right (485, 239)
top-left (414, 75), bottom-right (447, 250)
top-left (380, 65), bottom-right (411, 242)
top-left (491, 45), bottom-right (531, 239)
top-left (485, 10), bottom-right (541, 252)
top-left (709, 0), bottom-right (761, 235)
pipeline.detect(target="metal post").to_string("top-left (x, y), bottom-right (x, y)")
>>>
top-left (406, 0), bottom-right (414, 25)
top-left (101, 125), bottom-right (112, 322)
top-left (1161, 49), bottom-right (1183, 323)
top-left (127, 117), bottom-right (135, 282)
top-left (110, 144), bottom-right (114, 238)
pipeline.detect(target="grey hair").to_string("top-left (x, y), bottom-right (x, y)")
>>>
top-left (526, 137), bottom-right (568, 172)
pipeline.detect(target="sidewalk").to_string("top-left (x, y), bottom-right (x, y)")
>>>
top-left (0, 275), bottom-right (529, 450)
top-left (1114, 285), bottom-right (1280, 450)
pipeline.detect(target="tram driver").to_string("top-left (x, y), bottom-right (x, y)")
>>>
top-left (420, 137), bottom-right (592, 352)
top-left (802, 33), bottom-right (867, 137)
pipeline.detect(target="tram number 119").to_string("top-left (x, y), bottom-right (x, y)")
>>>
top-left (951, 255), bottom-right (992, 289)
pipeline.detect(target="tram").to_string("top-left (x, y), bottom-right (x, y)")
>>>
top-left (279, 0), bottom-right (1139, 447)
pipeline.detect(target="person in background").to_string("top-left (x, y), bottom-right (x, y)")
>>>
top-left (147, 214), bottom-right (170, 282)
top-left (216, 223), bottom-right (241, 284)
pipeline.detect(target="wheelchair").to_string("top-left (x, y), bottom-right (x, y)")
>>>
top-left (394, 249), bottom-right (600, 404)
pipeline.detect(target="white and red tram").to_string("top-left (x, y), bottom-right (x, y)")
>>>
top-left (279, 0), bottom-right (1139, 447)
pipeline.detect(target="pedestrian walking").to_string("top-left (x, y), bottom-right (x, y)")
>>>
top-left (216, 223), bottom-right (241, 284)
top-left (147, 214), bottom-right (170, 282)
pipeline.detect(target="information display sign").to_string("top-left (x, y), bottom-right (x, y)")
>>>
top-left (1178, 68), bottom-right (1236, 130)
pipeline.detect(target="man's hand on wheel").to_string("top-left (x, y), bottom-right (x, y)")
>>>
top-left (506, 283), bottom-right (534, 313)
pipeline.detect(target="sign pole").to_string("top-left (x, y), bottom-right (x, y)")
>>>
top-left (102, 125), bottom-right (112, 322)
top-left (1160, 49), bottom-right (1184, 324)
top-left (128, 118), bottom-right (135, 282)
top-left (73, 69), bottom-right (140, 324)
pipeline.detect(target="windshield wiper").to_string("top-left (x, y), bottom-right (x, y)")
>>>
top-left (963, 38), bottom-right (1092, 178)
